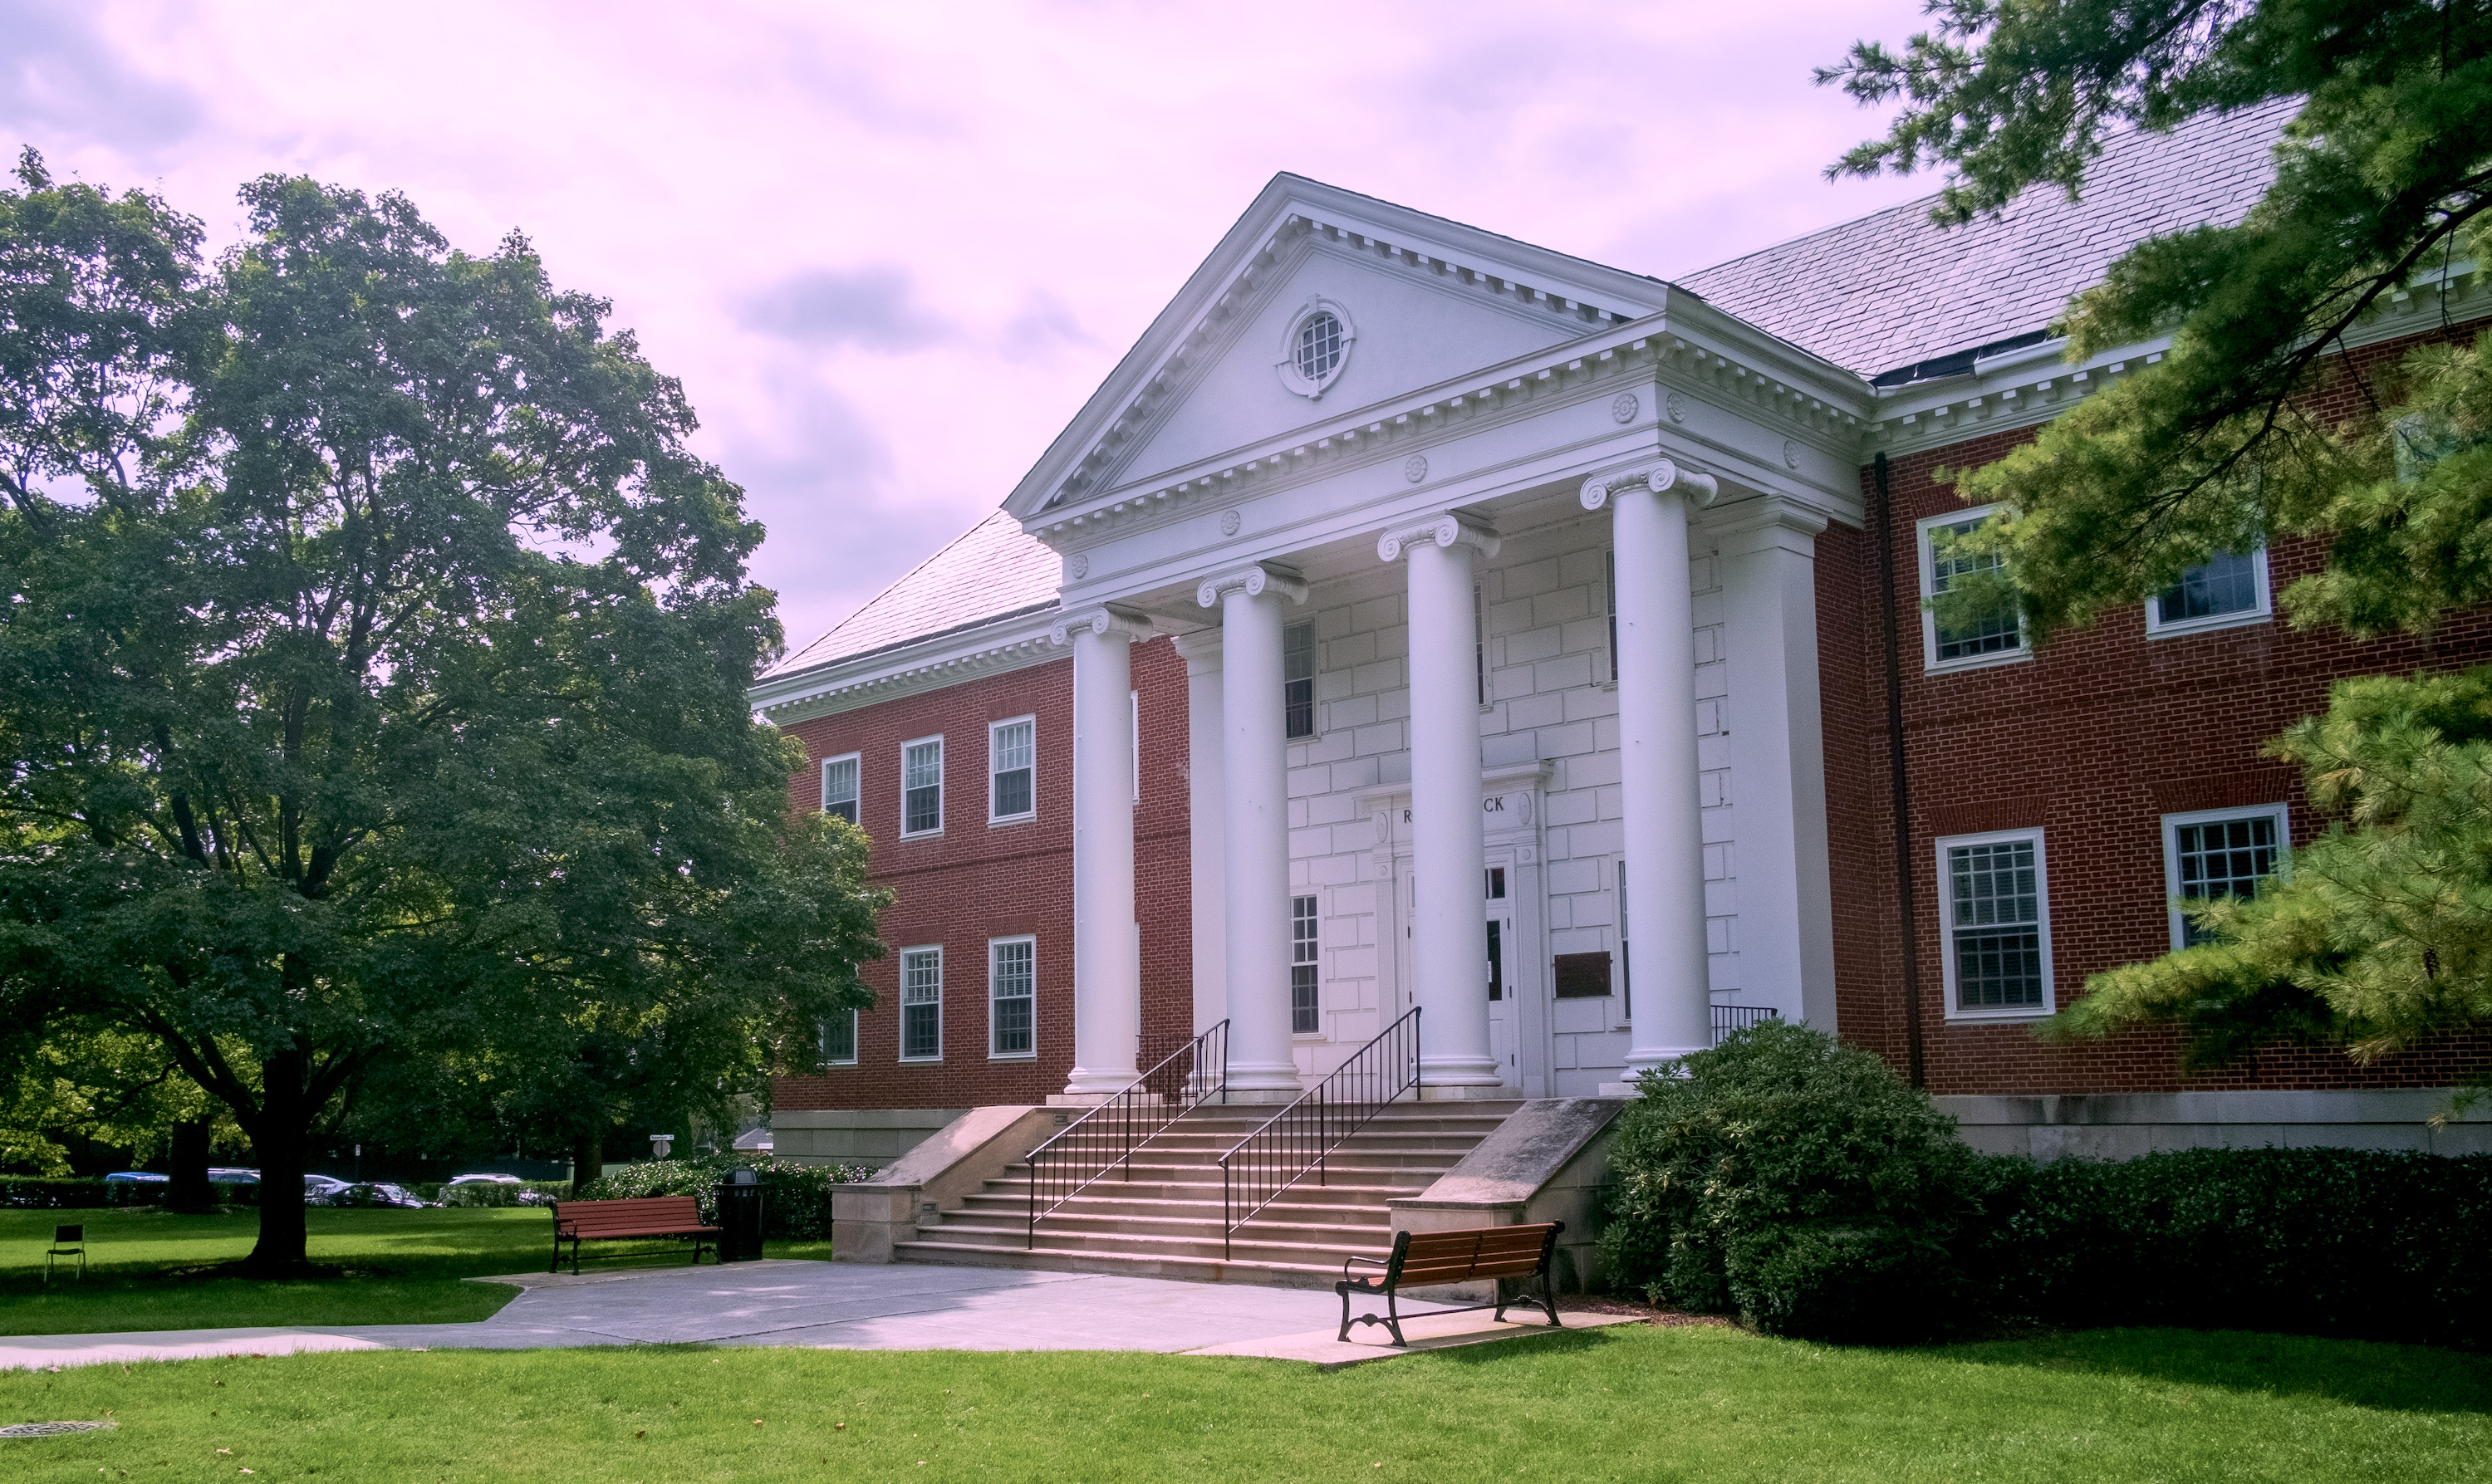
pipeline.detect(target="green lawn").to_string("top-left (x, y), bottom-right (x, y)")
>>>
top-left (0, 1207), bottom-right (832, 1336)
top-left (0, 1325), bottom-right (2484, 1482)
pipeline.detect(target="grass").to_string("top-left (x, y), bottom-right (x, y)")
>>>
top-left (0, 1324), bottom-right (2484, 1482)
top-left (0, 1207), bottom-right (833, 1336)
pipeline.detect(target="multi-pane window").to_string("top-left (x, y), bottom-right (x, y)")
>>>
top-left (1940, 832), bottom-right (2052, 1015)
top-left (901, 737), bottom-right (943, 836)
top-left (821, 753), bottom-right (859, 825)
top-left (900, 947), bottom-right (943, 1060)
top-left (989, 718), bottom-right (1034, 822)
top-left (1616, 860), bottom-right (1631, 1021)
top-left (818, 1009), bottom-right (856, 1065)
top-left (1919, 508), bottom-right (2025, 668)
top-left (1605, 549), bottom-right (1620, 683)
top-left (1296, 311), bottom-right (1343, 382)
top-left (1474, 582), bottom-right (1487, 706)
top-left (988, 937), bottom-right (1034, 1057)
top-left (2149, 549), bottom-right (2270, 635)
top-left (2163, 806), bottom-right (2285, 949)
top-left (1283, 622), bottom-right (1315, 739)
top-left (1290, 894), bottom-right (1320, 1034)
top-left (1485, 918), bottom-right (1504, 1002)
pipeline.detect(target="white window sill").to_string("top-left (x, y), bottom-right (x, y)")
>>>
top-left (2146, 610), bottom-right (2270, 639)
top-left (898, 1056), bottom-right (944, 1065)
top-left (1942, 1008), bottom-right (2055, 1025)
top-left (987, 813), bottom-right (1035, 828)
top-left (987, 1051), bottom-right (1037, 1061)
top-left (898, 830), bottom-right (944, 842)
top-left (1924, 648), bottom-right (2032, 677)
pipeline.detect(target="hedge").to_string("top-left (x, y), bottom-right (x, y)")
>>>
top-left (429, 1180), bottom-right (570, 1208)
top-left (1599, 1021), bottom-right (2492, 1349)
top-left (577, 1153), bottom-right (873, 1241)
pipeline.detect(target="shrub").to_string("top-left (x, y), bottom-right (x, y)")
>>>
top-left (577, 1153), bottom-right (873, 1241)
top-left (1597, 1021), bottom-right (1985, 1343)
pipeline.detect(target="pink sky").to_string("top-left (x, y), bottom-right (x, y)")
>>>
top-left (4, 0), bottom-right (1938, 654)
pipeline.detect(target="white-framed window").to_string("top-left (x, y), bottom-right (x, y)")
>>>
top-left (1937, 828), bottom-right (2054, 1019)
top-left (820, 752), bottom-right (860, 825)
top-left (988, 718), bottom-right (1034, 823)
top-left (1604, 549), bottom-right (1619, 685)
top-left (2161, 805), bottom-right (2288, 950)
top-left (2147, 549), bottom-right (2271, 637)
top-left (1917, 506), bottom-right (2028, 672)
top-left (1290, 894), bottom-right (1320, 1035)
top-left (1474, 582), bottom-right (1487, 707)
top-left (818, 1008), bottom-right (857, 1066)
top-left (900, 736), bottom-right (943, 837)
top-left (1274, 296), bottom-right (1355, 399)
top-left (899, 946), bottom-right (943, 1060)
top-left (1283, 622), bottom-right (1315, 739)
top-left (988, 936), bottom-right (1035, 1058)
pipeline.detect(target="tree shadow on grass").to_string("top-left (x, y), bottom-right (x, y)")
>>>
top-left (1916, 1327), bottom-right (2492, 1416)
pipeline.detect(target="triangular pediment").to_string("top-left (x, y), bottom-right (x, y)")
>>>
top-left (1008, 176), bottom-right (1674, 521)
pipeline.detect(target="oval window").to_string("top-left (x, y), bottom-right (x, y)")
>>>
top-left (1295, 311), bottom-right (1344, 384)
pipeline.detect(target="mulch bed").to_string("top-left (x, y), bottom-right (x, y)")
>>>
top-left (1557, 1294), bottom-right (1734, 1329)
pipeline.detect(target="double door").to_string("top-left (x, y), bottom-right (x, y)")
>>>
top-left (1391, 854), bottom-right (1538, 1091)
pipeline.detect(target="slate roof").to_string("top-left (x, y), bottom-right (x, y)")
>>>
top-left (1675, 99), bottom-right (2296, 380)
top-left (764, 507), bottom-right (1059, 680)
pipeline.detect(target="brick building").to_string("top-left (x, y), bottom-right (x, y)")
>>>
top-left (761, 101), bottom-right (2491, 1168)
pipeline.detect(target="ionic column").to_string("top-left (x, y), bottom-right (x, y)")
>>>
top-left (1197, 563), bottom-right (1308, 1098)
top-left (1582, 461), bottom-right (1718, 1076)
top-left (1052, 605), bottom-right (1151, 1099)
top-left (1377, 513), bottom-right (1504, 1092)
top-left (1170, 629), bottom-right (1227, 1037)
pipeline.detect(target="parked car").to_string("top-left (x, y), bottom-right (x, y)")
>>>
top-left (444, 1173), bottom-right (522, 1185)
top-left (324, 1181), bottom-right (431, 1208)
top-left (207, 1168), bottom-right (259, 1186)
top-left (103, 1171), bottom-right (169, 1184)
top-left (304, 1174), bottom-right (352, 1201)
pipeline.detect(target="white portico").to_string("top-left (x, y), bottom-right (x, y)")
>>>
top-left (1022, 175), bottom-right (1866, 1100)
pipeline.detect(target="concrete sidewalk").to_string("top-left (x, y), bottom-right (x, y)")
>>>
top-left (0, 1261), bottom-right (1613, 1369)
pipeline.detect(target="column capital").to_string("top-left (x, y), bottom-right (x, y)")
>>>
top-left (1195, 562), bottom-right (1308, 609)
top-left (1049, 605), bottom-right (1154, 647)
top-left (1376, 512), bottom-right (1499, 563)
top-left (1169, 627), bottom-right (1224, 672)
top-left (1580, 458), bottom-right (1720, 512)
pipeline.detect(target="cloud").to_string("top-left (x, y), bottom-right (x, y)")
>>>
top-left (733, 263), bottom-right (954, 351)
top-left (0, 0), bottom-right (199, 154)
top-left (998, 287), bottom-right (1101, 364)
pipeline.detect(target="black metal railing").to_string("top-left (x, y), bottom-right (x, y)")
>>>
top-left (1217, 1006), bottom-right (1420, 1259)
top-left (1024, 1020), bottom-right (1228, 1247)
top-left (1711, 1004), bottom-right (1781, 1043)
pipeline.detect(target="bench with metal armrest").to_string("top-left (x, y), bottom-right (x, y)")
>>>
top-left (1336, 1221), bottom-right (1565, 1347)
top-left (548, 1196), bottom-right (720, 1276)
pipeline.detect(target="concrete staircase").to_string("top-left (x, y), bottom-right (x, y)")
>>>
top-left (892, 1099), bottom-right (1525, 1288)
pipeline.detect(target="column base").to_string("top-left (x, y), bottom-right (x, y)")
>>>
top-left (1417, 1084), bottom-right (1517, 1102)
top-left (1060, 1069), bottom-right (1143, 1099)
top-left (1216, 1088), bottom-right (1306, 1104)
top-left (1046, 1091), bottom-right (1164, 1108)
top-left (1224, 1060), bottom-right (1304, 1100)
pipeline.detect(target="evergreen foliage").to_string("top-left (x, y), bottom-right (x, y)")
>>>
top-left (577, 1153), bottom-right (873, 1241)
top-left (1824, 2), bottom-right (2492, 1085)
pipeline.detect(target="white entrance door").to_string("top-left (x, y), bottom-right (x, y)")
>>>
top-left (1485, 864), bottom-right (1517, 1086)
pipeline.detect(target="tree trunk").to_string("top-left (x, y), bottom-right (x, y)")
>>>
top-left (244, 1049), bottom-right (310, 1273)
top-left (168, 1119), bottom-right (213, 1213)
top-left (571, 1132), bottom-right (605, 1194)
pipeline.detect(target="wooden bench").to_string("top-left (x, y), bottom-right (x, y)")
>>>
top-left (1336, 1221), bottom-right (1565, 1347)
top-left (549, 1197), bottom-right (721, 1276)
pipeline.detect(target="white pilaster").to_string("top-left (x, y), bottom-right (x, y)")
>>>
top-left (1710, 497), bottom-right (1839, 1031)
top-left (1199, 564), bottom-right (1309, 1098)
top-left (1171, 629), bottom-right (1227, 1038)
top-left (1583, 461), bottom-right (1718, 1080)
top-left (1052, 605), bottom-right (1151, 1099)
top-left (1378, 513), bottom-right (1505, 1092)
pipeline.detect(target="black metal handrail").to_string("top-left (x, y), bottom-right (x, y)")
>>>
top-left (1217, 1006), bottom-right (1420, 1259)
top-left (1711, 1004), bottom-right (1781, 1043)
top-left (1025, 1020), bottom-right (1228, 1247)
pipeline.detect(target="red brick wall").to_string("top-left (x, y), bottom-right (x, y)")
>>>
top-left (1824, 329), bottom-right (2492, 1094)
top-left (771, 636), bottom-right (1193, 1110)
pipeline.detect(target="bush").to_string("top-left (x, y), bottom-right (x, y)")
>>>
top-left (435, 1180), bottom-right (570, 1209)
top-left (1597, 1021), bottom-right (1985, 1343)
top-left (578, 1153), bottom-right (873, 1241)
top-left (1595, 1021), bottom-right (2492, 1349)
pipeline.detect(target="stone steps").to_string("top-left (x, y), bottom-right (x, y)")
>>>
top-left (890, 1097), bottom-right (1523, 1288)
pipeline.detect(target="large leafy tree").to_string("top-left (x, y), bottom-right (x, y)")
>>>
top-left (1822, 2), bottom-right (2492, 1087)
top-left (0, 155), bottom-right (885, 1271)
